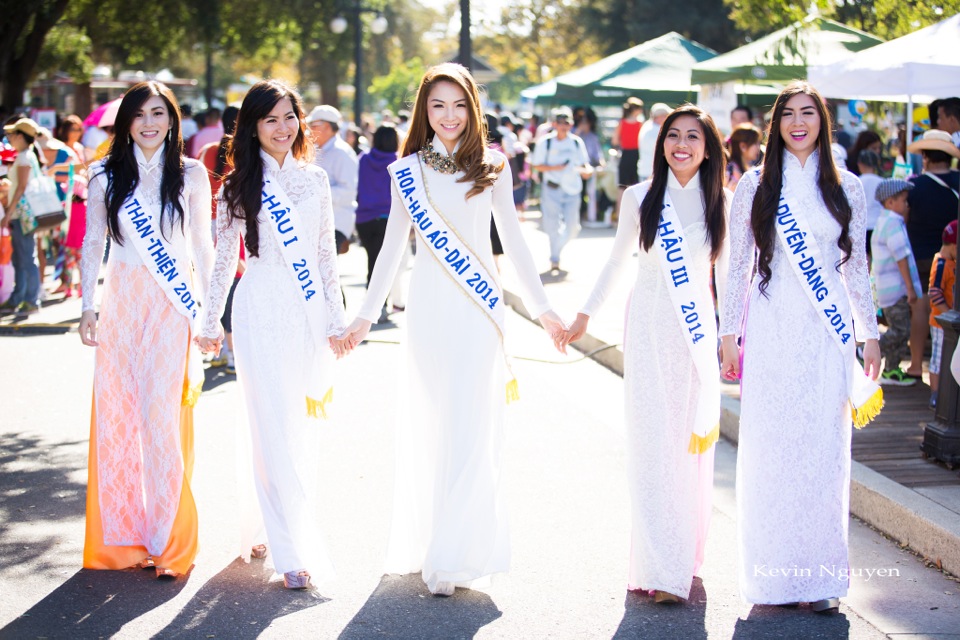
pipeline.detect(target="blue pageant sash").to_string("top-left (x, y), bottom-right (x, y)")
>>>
top-left (775, 176), bottom-right (882, 427)
top-left (94, 168), bottom-right (204, 405)
top-left (389, 153), bottom-right (518, 402)
top-left (646, 184), bottom-right (721, 453)
top-left (260, 174), bottom-right (334, 418)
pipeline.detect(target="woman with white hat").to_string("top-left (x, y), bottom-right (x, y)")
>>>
top-left (903, 129), bottom-right (960, 380)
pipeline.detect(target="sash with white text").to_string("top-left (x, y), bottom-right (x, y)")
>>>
top-left (389, 154), bottom-right (519, 402)
top-left (94, 169), bottom-right (204, 406)
top-left (774, 176), bottom-right (883, 427)
top-left (260, 176), bottom-right (334, 418)
top-left (649, 186), bottom-right (721, 453)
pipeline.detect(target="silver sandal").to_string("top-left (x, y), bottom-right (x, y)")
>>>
top-left (283, 570), bottom-right (311, 590)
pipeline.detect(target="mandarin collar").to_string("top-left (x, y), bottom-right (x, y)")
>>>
top-left (431, 134), bottom-right (461, 157)
top-left (260, 149), bottom-right (295, 173)
top-left (134, 142), bottom-right (165, 168)
top-left (783, 148), bottom-right (820, 173)
top-left (667, 169), bottom-right (701, 190)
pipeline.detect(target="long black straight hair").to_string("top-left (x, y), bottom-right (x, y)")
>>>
top-left (751, 81), bottom-right (852, 297)
top-left (102, 81), bottom-right (185, 245)
top-left (638, 104), bottom-right (727, 262)
top-left (221, 80), bottom-right (312, 257)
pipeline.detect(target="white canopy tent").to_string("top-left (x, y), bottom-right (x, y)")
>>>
top-left (808, 13), bottom-right (960, 147)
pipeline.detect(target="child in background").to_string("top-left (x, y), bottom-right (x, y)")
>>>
top-left (871, 178), bottom-right (922, 386)
top-left (928, 219), bottom-right (957, 408)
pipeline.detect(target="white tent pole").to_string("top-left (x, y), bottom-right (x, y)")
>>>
top-left (906, 97), bottom-right (914, 164)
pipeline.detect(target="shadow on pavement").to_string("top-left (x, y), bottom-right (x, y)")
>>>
top-left (612, 577), bottom-right (708, 639)
top-left (0, 568), bottom-right (188, 639)
top-left (732, 604), bottom-right (850, 638)
top-left (338, 573), bottom-right (502, 639)
top-left (0, 432), bottom-right (87, 573)
top-left (152, 558), bottom-right (328, 639)
top-left (202, 365), bottom-right (237, 393)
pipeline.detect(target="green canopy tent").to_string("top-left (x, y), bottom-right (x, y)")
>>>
top-left (690, 16), bottom-right (883, 86)
top-left (521, 32), bottom-right (717, 107)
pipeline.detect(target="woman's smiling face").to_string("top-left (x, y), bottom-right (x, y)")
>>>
top-left (779, 93), bottom-right (821, 162)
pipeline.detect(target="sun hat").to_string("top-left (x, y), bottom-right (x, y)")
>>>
top-left (3, 118), bottom-right (39, 139)
top-left (305, 105), bottom-right (342, 125)
top-left (907, 129), bottom-right (960, 158)
top-left (875, 178), bottom-right (914, 204)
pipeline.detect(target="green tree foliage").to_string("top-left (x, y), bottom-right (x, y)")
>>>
top-left (1, 0), bottom-right (70, 108)
top-left (576, 0), bottom-right (741, 55)
top-left (368, 56), bottom-right (427, 113)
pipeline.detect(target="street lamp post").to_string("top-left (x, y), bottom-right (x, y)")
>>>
top-left (331, 2), bottom-right (387, 127)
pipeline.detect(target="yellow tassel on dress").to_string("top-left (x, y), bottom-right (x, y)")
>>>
top-left (851, 387), bottom-right (884, 429)
top-left (306, 387), bottom-right (335, 419)
top-left (182, 380), bottom-right (203, 407)
top-left (505, 378), bottom-right (520, 404)
top-left (687, 423), bottom-right (720, 455)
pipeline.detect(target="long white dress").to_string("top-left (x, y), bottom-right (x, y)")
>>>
top-left (81, 147), bottom-right (213, 575)
top-left (201, 150), bottom-right (346, 580)
top-left (357, 137), bottom-right (552, 592)
top-left (581, 172), bottom-right (726, 599)
top-left (719, 150), bottom-right (878, 604)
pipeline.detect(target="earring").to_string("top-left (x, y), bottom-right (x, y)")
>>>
top-left (128, 134), bottom-right (133, 144)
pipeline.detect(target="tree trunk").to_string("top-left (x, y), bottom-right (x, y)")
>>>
top-left (74, 81), bottom-right (92, 118)
top-left (0, 0), bottom-right (71, 110)
top-left (318, 64), bottom-right (340, 110)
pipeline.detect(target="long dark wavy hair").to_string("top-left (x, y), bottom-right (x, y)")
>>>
top-left (400, 63), bottom-right (502, 199)
top-left (638, 105), bottom-right (727, 262)
top-left (752, 81), bottom-right (852, 297)
top-left (214, 106), bottom-right (240, 179)
top-left (102, 81), bottom-right (185, 245)
top-left (221, 80), bottom-right (312, 257)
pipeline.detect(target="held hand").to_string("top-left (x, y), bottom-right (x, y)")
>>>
top-left (79, 310), bottom-right (98, 347)
top-left (719, 335), bottom-right (740, 381)
top-left (195, 335), bottom-right (222, 354)
top-left (537, 310), bottom-right (568, 354)
top-left (562, 313), bottom-right (590, 349)
top-left (862, 338), bottom-right (881, 381)
top-left (340, 318), bottom-right (372, 350)
top-left (328, 335), bottom-right (350, 359)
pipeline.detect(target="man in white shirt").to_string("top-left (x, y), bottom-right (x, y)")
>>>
top-left (307, 105), bottom-right (358, 254)
top-left (180, 104), bottom-right (199, 141)
top-left (531, 106), bottom-right (593, 272)
top-left (637, 103), bottom-right (670, 182)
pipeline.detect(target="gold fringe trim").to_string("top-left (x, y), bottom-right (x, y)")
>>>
top-left (506, 378), bottom-right (520, 404)
top-left (687, 423), bottom-right (720, 455)
top-left (306, 387), bottom-right (334, 419)
top-left (851, 387), bottom-right (884, 429)
top-left (182, 380), bottom-right (203, 407)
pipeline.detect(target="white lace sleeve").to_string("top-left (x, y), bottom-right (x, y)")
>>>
top-left (714, 188), bottom-right (734, 320)
top-left (81, 165), bottom-right (108, 312)
top-left (718, 171), bottom-right (758, 337)
top-left (840, 173), bottom-right (880, 341)
top-left (314, 170), bottom-right (347, 336)
top-left (199, 200), bottom-right (240, 339)
top-left (580, 184), bottom-right (644, 317)
top-left (491, 160), bottom-right (552, 318)
top-left (357, 183), bottom-right (413, 322)
top-left (185, 162), bottom-right (214, 305)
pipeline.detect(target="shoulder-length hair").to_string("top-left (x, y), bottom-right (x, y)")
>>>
top-left (102, 81), bottom-right (185, 246)
top-left (751, 81), bottom-right (852, 297)
top-left (221, 80), bottom-right (312, 257)
top-left (400, 63), bottom-right (502, 199)
top-left (727, 123), bottom-right (762, 173)
top-left (638, 104), bottom-right (727, 262)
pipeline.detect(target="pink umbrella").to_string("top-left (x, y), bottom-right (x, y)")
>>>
top-left (82, 97), bottom-right (123, 128)
top-left (97, 97), bottom-right (123, 128)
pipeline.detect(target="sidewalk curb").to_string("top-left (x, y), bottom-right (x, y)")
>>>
top-left (0, 322), bottom-right (75, 336)
top-left (506, 288), bottom-right (960, 576)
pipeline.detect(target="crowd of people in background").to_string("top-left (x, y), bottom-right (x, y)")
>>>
top-left (2, 91), bottom-right (960, 411)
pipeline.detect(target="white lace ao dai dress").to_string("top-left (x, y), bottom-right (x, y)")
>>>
top-left (356, 139), bottom-right (552, 592)
top-left (580, 172), bottom-right (727, 599)
top-left (81, 146), bottom-right (213, 574)
top-left (719, 150), bottom-right (878, 604)
top-left (200, 151), bottom-right (346, 580)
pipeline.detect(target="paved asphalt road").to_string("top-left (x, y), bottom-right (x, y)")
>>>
top-left (1, 266), bottom-right (957, 638)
